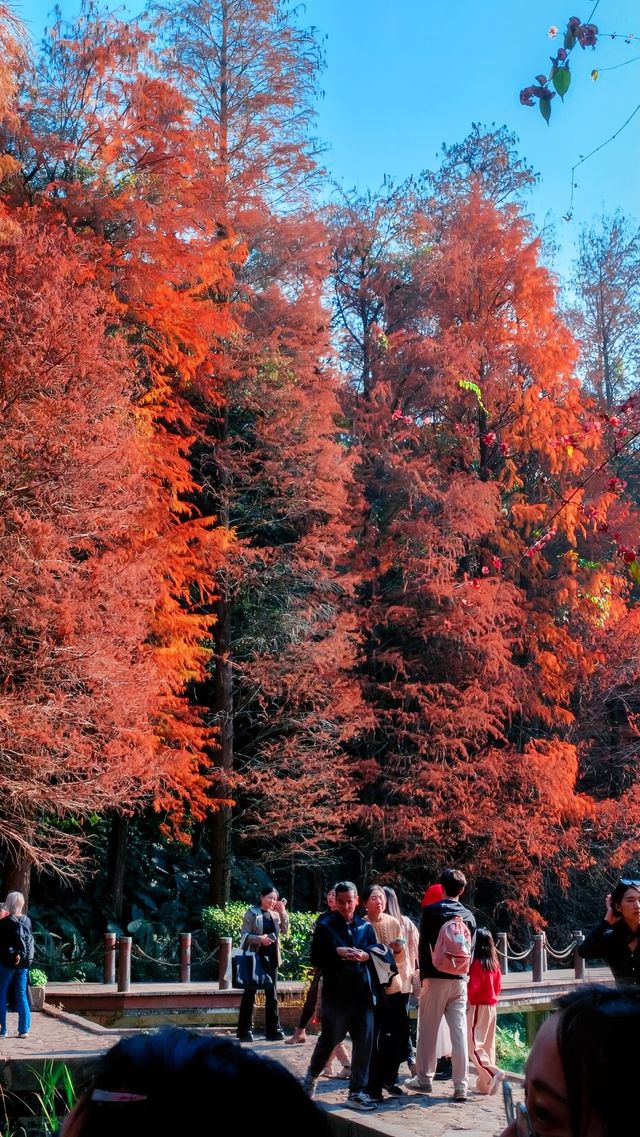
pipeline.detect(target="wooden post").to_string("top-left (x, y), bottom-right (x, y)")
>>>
top-left (573, 931), bottom-right (585, 980)
top-left (532, 933), bottom-right (545, 982)
top-left (117, 936), bottom-right (132, 993)
top-left (497, 932), bottom-right (509, 975)
top-left (103, 932), bottom-right (117, 984)
top-left (179, 932), bottom-right (192, 983)
top-left (219, 936), bottom-right (232, 989)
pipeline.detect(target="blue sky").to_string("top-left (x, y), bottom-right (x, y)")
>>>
top-left (22, 0), bottom-right (640, 277)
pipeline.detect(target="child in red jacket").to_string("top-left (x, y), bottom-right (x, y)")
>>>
top-left (466, 928), bottom-right (504, 1095)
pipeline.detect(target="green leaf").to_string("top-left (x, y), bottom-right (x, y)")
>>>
top-left (539, 97), bottom-right (552, 124)
top-left (457, 378), bottom-right (488, 412)
top-left (552, 67), bottom-right (571, 99)
top-left (564, 27), bottom-right (576, 50)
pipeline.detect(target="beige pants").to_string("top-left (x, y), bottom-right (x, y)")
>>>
top-left (415, 977), bottom-right (468, 1093)
top-left (467, 1002), bottom-right (499, 1093)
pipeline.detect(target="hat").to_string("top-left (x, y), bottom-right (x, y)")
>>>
top-left (421, 883), bottom-right (445, 907)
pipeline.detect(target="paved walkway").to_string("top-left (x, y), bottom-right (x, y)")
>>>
top-left (0, 1007), bottom-right (523, 1136)
top-left (262, 1033), bottom-right (520, 1137)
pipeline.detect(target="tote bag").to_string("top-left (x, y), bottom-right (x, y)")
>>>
top-left (232, 948), bottom-right (274, 990)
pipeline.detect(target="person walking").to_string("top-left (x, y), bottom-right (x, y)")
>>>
top-left (383, 886), bottom-right (419, 1078)
top-left (577, 877), bottom-right (640, 984)
top-left (0, 890), bottom-right (34, 1039)
top-left (467, 928), bottom-right (504, 1095)
top-left (406, 867), bottom-right (476, 1102)
top-left (236, 886), bottom-right (289, 1043)
top-left (287, 887), bottom-right (350, 1078)
top-left (417, 882), bottom-right (452, 1079)
top-left (301, 881), bottom-right (392, 1113)
top-left (362, 885), bottom-right (406, 1100)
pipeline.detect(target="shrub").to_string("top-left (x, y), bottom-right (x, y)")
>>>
top-left (29, 968), bottom-right (48, 986)
top-left (496, 1020), bottom-right (529, 1073)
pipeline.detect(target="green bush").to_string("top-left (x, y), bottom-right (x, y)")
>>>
top-left (202, 903), bottom-right (319, 980)
top-left (29, 968), bottom-right (48, 986)
top-left (496, 1021), bottom-right (529, 1074)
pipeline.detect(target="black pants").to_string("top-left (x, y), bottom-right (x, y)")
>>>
top-left (307, 991), bottom-right (374, 1094)
top-left (367, 990), bottom-right (410, 1092)
top-left (237, 968), bottom-right (281, 1037)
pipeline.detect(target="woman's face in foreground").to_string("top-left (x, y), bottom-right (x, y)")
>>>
top-left (499, 1014), bottom-right (571, 1137)
top-left (499, 1012), bottom-right (609, 1137)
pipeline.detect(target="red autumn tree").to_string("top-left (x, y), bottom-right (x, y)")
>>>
top-left (160, 0), bottom-right (359, 900)
top-left (331, 131), bottom-right (640, 923)
top-left (0, 211), bottom-right (187, 893)
top-left (11, 5), bottom-right (237, 849)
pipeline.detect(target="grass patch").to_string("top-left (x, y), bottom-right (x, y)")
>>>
top-left (496, 1013), bottom-right (529, 1074)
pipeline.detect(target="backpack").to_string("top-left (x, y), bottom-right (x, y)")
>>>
top-left (1, 915), bottom-right (35, 969)
top-left (430, 915), bottom-right (472, 975)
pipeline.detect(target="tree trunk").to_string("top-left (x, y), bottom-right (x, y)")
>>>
top-left (106, 813), bottom-right (129, 925)
top-left (207, 577), bottom-right (233, 906)
top-left (2, 847), bottom-right (33, 906)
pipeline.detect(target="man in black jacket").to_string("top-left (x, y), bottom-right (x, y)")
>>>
top-left (406, 868), bottom-right (476, 1102)
top-left (301, 881), bottom-right (392, 1113)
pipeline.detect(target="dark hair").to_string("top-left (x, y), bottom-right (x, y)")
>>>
top-left (61, 1029), bottom-right (330, 1137)
top-left (472, 927), bottom-right (499, 971)
top-left (334, 880), bottom-right (357, 895)
top-left (555, 984), bottom-right (640, 1137)
top-left (260, 885), bottom-right (278, 899)
top-left (610, 877), bottom-right (640, 916)
top-left (439, 868), bottom-right (467, 897)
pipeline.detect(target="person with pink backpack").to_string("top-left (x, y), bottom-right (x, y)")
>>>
top-left (405, 868), bottom-right (476, 1103)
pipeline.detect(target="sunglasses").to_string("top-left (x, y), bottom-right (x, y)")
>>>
top-left (618, 878), bottom-right (640, 888)
top-left (503, 1080), bottom-right (534, 1137)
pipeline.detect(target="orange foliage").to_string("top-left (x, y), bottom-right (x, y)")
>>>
top-left (0, 212), bottom-right (192, 871)
top-left (332, 152), bottom-right (640, 915)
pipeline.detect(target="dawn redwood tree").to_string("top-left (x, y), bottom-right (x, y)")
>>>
top-left (0, 3), bottom-right (25, 116)
top-left (0, 212), bottom-right (180, 895)
top-left (202, 239), bottom-right (361, 889)
top-left (567, 213), bottom-right (640, 409)
top-left (331, 133), bottom-right (638, 919)
top-left (10, 6), bottom-right (238, 870)
top-left (160, 0), bottom-right (358, 901)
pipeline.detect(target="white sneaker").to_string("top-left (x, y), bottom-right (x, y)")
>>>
top-left (405, 1075), bottom-right (433, 1093)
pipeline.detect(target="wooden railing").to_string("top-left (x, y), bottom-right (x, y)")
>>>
top-left (101, 929), bottom-right (589, 992)
top-left (495, 930), bottom-right (586, 982)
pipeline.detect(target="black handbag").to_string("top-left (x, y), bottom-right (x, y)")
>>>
top-left (232, 948), bottom-right (274, 990)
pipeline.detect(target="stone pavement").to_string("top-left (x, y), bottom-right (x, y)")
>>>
top-left (0, 1008), bottom-right (524, 1137)
top-left (251, 1033), bottom-right (523, 1137)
